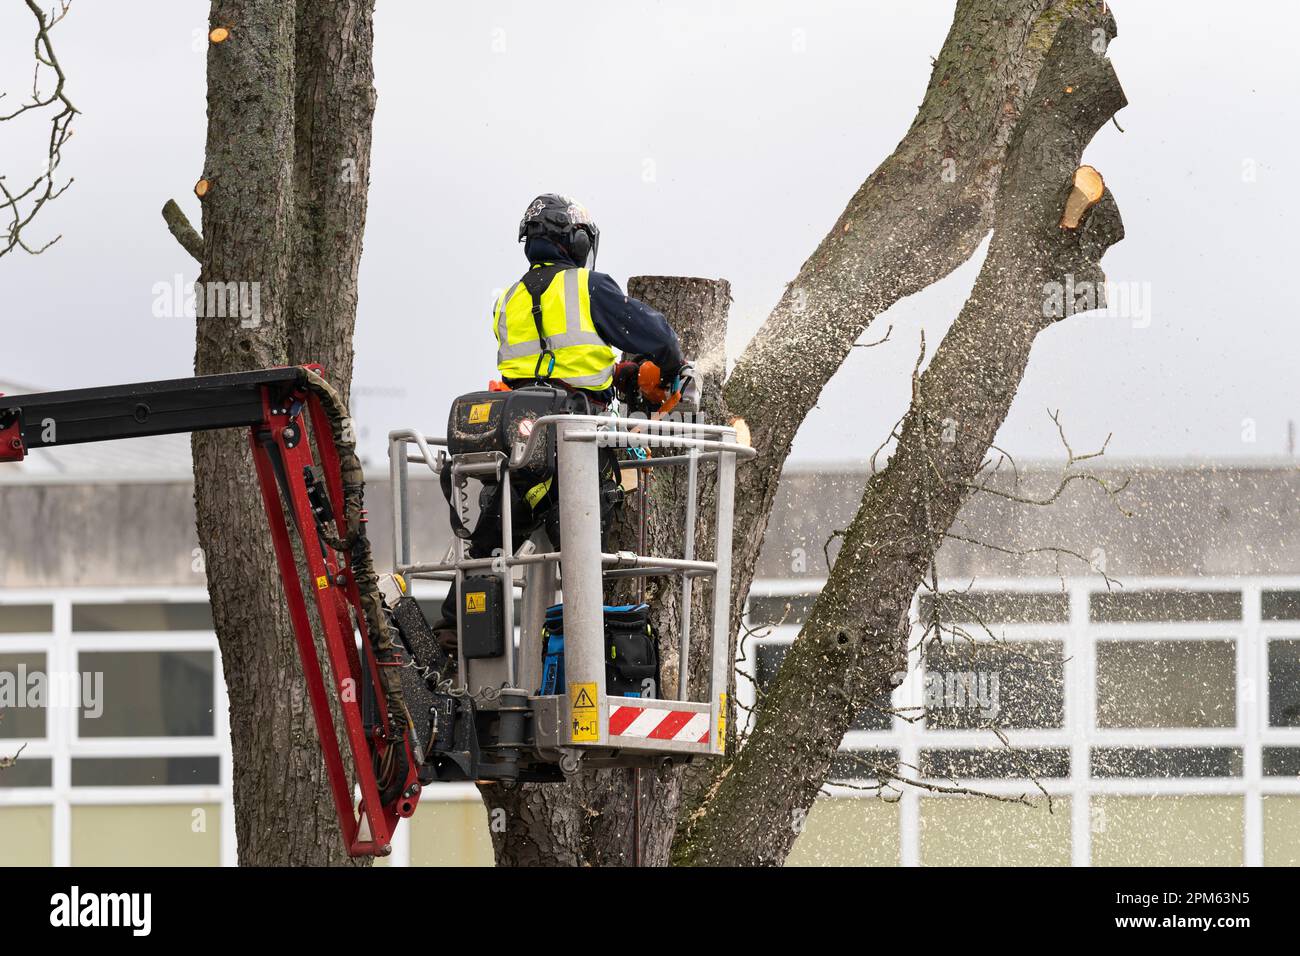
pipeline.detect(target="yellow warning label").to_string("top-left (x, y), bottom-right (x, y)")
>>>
top-left (465, 592), bottom-right (486, 613)
top-left (570, 682), bottom-right (599, 742)
top-left (468, 402), bottom-right (493, 424)
top-left (718, 692), bottom-right (727, 753)
top-left (315, 575), bottom-right (330, 590)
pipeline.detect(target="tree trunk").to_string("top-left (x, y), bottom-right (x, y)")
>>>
top-left (480, 277), bottom-right (732, 866)
top-left (714, 0), bottom-right (1073, 751)
top-left (192, 0), bottom-right (376, 866)
top-left (675, 9), bottom-right (1125, 866)
top-left (667, 0), bottom-right (1089, 832)
top-left (287, 0), bottom-right (376, 390)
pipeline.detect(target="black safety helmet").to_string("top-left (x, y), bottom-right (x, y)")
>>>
top-left (518, 193), bottom-right (600, 268)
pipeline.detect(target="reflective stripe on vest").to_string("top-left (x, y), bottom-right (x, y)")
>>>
top-left (493, 266), bottom-right (615, 390)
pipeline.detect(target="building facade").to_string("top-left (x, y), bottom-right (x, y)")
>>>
top-left (1, 447), bottom-right (1297, 866)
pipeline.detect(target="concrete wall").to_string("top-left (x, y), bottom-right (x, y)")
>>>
top-left (756, 463), bottom-right (1300, 581)
top-left (3, 461), bottom-right (1297, 588)
top-left (0, 477), bottom-right (454, 588)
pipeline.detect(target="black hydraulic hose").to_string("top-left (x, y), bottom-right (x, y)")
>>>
top-left (295, 367), bottom-right (414, 740)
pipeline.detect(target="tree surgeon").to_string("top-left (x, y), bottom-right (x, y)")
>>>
top-left (434, 193), bottom-right (699, 644)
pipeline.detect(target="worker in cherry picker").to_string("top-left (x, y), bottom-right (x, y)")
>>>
top-left (432, 193), bottom-right (698, 642)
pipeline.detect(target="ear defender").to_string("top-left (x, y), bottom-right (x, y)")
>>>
top-left (569, 229), bottom-right (591, 265)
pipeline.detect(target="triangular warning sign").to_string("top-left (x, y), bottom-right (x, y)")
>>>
top-left (573, 688), bottom-right (596, 709)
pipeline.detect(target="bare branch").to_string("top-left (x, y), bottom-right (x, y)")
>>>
top-left (0, 740), bottom-right (27, 771)
top-left (162, 198), bottom-right (204, 262)
top-left (965, 409), bottom-right (1132, 517)
top-left (942, 530), bottom-right (1121, 590)
top-left (1, 0), bottom-right (78, 258)
top-left (851, 324), bottom-right (893, 349)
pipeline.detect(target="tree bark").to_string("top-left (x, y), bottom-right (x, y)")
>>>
top-left (674, 9), bottom-right (1125, 866)
top-left (192, 0), bottom-right (376, 866)
top-left (480, 277), bottom-right (732, 866)
top-left (287, 0), bottom-right (377, 394)
top-left (715, 0), bottom-right (1077, 758)
top-left (665, 0), bottom-right (1093, 832)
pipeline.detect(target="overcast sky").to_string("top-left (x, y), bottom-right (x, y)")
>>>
top-left (1, 1), bottom-right (1296, 466)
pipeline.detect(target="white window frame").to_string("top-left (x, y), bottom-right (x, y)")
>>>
top-left (0, 587), bottom-right (234, 866)
top-left (742, 575), bottom-right (1300, 866)
top-left (9, 576), bottom-right (1298, 867)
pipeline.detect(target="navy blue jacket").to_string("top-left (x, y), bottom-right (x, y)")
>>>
top-left (514, 238), bottom-right (684, 388)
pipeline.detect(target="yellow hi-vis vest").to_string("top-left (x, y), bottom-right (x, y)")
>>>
top-left (493, 264), bottom-right (616, 390)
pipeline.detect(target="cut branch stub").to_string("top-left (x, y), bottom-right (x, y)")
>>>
top-left (1060, 164), bottom-right (1105, 229)
top-left (161, 198), bottom-right (204, 262)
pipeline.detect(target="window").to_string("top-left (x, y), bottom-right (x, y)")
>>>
top-left (72, 602), bottom-right (213, 632)
top-left (1262, 590), bottom-right (1300, 621)
top-left (1268, 640), bottom-right (1300, 727)
top-left (78, 650), bottom-right (215, 738)
top-left (0, 652), bottom-right (47, 739)
top-left (774, 581), bottom-right (1299, 867)
top-left (1090, 796), bottom-right (1244, 867)
top-left (0, 756), bottom-right (52, 788)
top-left (1091, 747), bottom-right (1243, 778)
top-left (0, 806), bottom-right (53, 865)
top-left (1090, 589), bottom-right (1241, 623)
top-left (0, 604), bottom-right (52, 633)
top-left (1263, 747), bottom-right (1300, 777)
top-left (71, 756), bottom-right (220, 787)
top-left (70, 804), bottom-right (221, 866)
top-left (1263, 797), bottom-right (1300, 867)
top-left (921, 748), bottom-right (1070, 780)
top-left (829, 749), bottom-right (898, 781)
top-left (924, 640), bottom-right (1064, 730)
top-left (754, 640), bottom-right (891, 731)
top-left (920, 797), bottom-right (1072, 867)
top-left (1095, 640), bottom-right (1236, 728)
top-left (0, 592), bottom-right (229, 867)
top-left (786, 799), bottom-right (900, 867)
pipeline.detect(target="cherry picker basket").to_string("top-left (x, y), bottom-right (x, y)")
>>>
top-left (389, 404), bottom-right (755, 776)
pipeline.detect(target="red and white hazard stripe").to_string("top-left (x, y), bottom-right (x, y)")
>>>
top-left (608, 701), bottom-right (711, 744)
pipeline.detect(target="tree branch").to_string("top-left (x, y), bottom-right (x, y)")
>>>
top-left (0, 0), bottom-right (77, 258)
top-left (675, 5), bottom-right (1126, 866)
top-left (0, 741), bottom-right (27, 771)
top-left (717, 0), bottom-right (1077, 665)
top-left (161, 198), bottom-right (204, 262)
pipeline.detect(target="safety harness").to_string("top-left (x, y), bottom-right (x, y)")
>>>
top-left (519, 263), bottom-right (567, 383)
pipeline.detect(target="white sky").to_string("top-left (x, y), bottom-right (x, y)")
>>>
top-left (1, 0), bottom-right (1297, 465)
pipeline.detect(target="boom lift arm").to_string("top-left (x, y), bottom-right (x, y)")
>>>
top-left (0, 366), bottom-right (421, 857)
top-left (1, 365), bottom-right (755, 859)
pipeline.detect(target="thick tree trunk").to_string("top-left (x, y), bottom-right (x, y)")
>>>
top-left (288, 0), bottom-right (376, 389)
top-left (667, 0), bottom-right (1090, 834)
top-left (675, 10), bottom-right (1125, 866)
top-left (481, 277), bottom-right (732, 866)
top-left (192, 0), bottom-right (376, 866)
top-left (715, 0), bottom-right (1074, 756)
